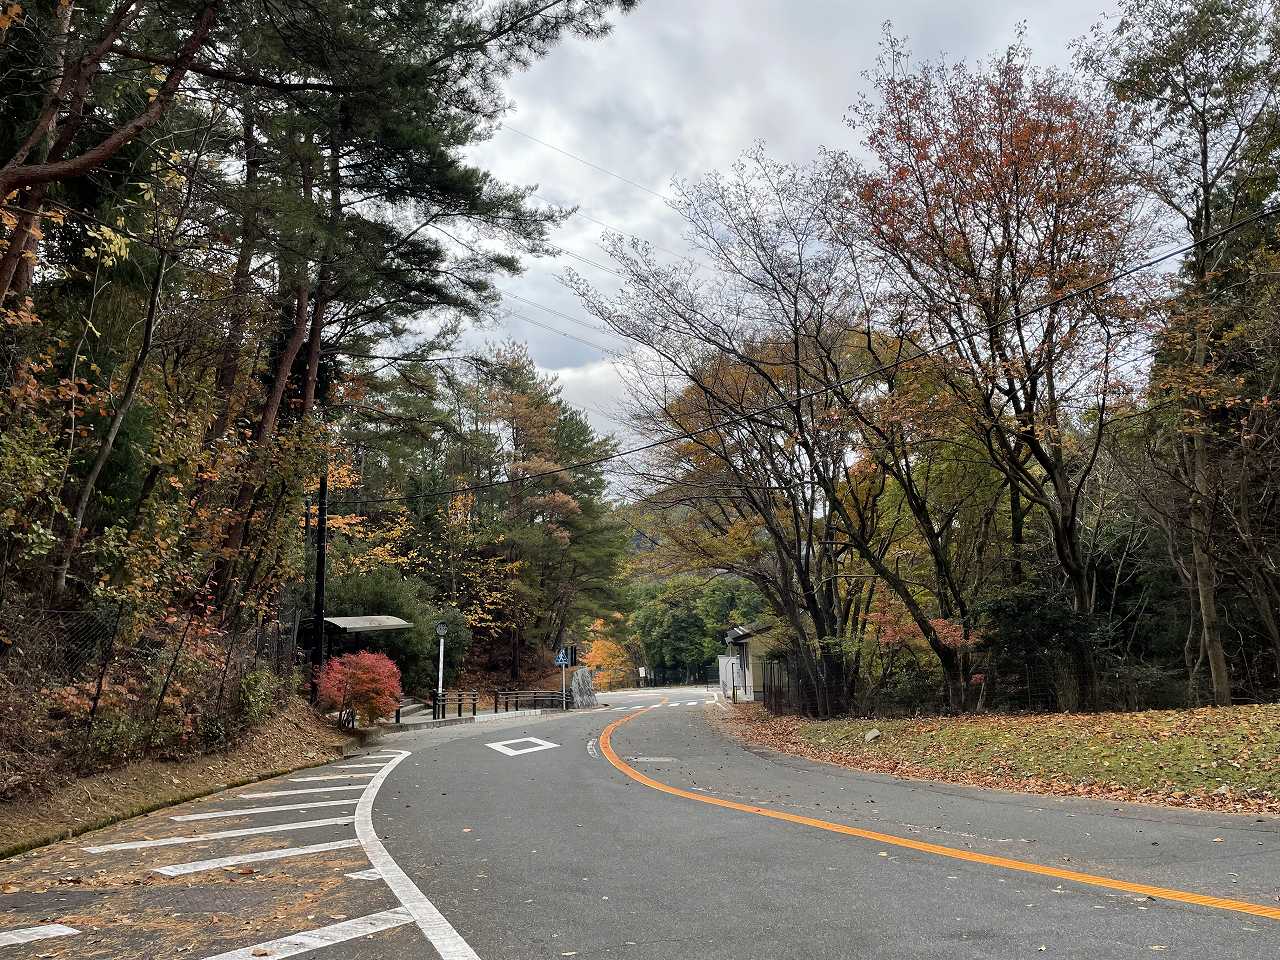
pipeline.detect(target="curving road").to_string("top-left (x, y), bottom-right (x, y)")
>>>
top-left (2, 686), bottom-right (1278, 959)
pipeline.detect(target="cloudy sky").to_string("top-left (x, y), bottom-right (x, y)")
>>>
top-left (461, 0), bottom-right (1116, 440)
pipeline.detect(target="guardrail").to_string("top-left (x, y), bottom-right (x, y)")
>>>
top-left (430, 690), bottom-right (480, 720)
top-left (494, 689), bottom-right (568, 712)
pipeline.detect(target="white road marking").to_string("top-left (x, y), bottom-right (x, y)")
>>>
top-left (355, 751), bottom-right (482, 959)
top-left (345, 868), bottom-right (381, 880)
top-left (629, 705), bottom-right (645, 710)
top-left (704, 699), bottom-right (714, 704)
top-left (627, 756), bottom-right (677, 763)
top-left (485, 737), bottom-right (559, 757)
top-left (335, 763), bottom-right (387, 769)
top-left (152, 838), bottom-right (360, 876)
top-left (667, 702), bottom-right (681, 707)
top-left (288, 773), bottom-right (376, 782)
top-left (684, 701), bottom-right (699, 705)
top-left (199, 908), bottom-right (413, 959)
top-left (611, 706), bottom-right (626, 711)
top-left (586, 738), bottom-right (600, 759)
top-left (0, 924), bottom-right (80, 947)
top-left (83, 817), bottom-right (354, 852)
top-left (172, 799), bottom-right (358, 821)
top-left (239, 785), bottom-right (366, 799)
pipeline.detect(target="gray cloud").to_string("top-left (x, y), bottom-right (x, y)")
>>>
top-left (460, 0), bottom-right (1115, 436)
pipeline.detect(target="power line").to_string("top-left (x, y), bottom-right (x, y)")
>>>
top-left (532, 192), bottom-right (693, 262)
top-left (499, 288), bottom-right (625, 340)
top-left (329, 202), bottom-right (1280, 507)
top-left (504, 125), bottom-right (670, 200)
top-left (501, 307), bottom-right (625, 358)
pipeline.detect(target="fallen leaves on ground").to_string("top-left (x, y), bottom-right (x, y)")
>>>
top-left (718, 703), bottom-right (1280, 814)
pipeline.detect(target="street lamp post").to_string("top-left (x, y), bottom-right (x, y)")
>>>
top-left (434, 620), bottom-right (448, 717)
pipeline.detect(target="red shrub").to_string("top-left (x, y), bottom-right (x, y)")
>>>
top-left (316, 652), bottom-right (401, 726)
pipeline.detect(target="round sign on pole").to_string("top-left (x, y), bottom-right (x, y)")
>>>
top-left (435, 621), bottom-right (448, 637)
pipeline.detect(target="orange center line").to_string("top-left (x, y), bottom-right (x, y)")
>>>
top-left (598, 706), bottom-right (1280, 923)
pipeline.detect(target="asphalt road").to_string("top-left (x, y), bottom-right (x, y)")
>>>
top-left (3, 686), bottom-right (1278, 959)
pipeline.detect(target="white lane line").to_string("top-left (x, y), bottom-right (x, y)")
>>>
top-left (0, 924), bottom-right (80, 947)
top-left (239, 785), bottom-right (366, 799)
top-left (199, 908), bottom-right (413, 960)
top-left (356, 750), bottom-right (481, 959)
top-left (704, 699), bottom-right (715, 704)
top-left (684, 700), bottom-right (700, 706)
top-left (83, 817), bottom-right (354, 852)
top-left (629, 705), bottom-right (645, 710)
top-left (667, 702), bottom-right (681, 707)
top-left (152, 838), bottom-right (360, 876)
top-left (334, 763), bottom-right (387, 769)
top-left (172, 799), bottom-right (358, 821)
top-left (288, 773), bottom-right (376, 782)
top-left (611, 706), bottom-right (626, 711)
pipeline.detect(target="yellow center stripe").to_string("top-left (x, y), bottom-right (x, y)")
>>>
top-left (598, 705), bottom-right (1280, 922)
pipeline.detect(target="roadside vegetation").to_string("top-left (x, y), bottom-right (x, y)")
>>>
top-left (0, 0), bottom-right (636, 801)
top-left (585, 0), bottom-right (1280, 719)
top-left (727, 704), bottom-right (1280, 814)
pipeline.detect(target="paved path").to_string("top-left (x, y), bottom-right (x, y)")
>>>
top-left (2, 687), bottom-right (1277, 959)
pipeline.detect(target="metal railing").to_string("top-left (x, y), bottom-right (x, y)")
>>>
top-left (430, 690), bottom-right (480, 720)
top-left (494, 689), bottom-right (568, 712)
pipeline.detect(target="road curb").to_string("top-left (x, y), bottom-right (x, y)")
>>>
top-left (379, 708), bottom-right (553, 733)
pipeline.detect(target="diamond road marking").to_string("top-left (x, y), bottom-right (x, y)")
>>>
top-left (485, 737), bottom-right (559, 757)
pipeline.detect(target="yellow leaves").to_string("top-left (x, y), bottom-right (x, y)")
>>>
top-left (0, 3), bottom-right (24, 31)
top-left (83, 224), bottom-right (130, 267)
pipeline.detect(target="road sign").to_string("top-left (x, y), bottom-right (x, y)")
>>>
top-left (554, 648), bottom-right (570, 667)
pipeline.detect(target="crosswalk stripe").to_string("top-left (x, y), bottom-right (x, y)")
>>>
top-left (0, 925), bottom-right (80, 947)
top-left (172, 799), bottom-right (358, 822)
top-left (288, 773), bottom-right (376, 782)
top-left (199, 908), bottom-right (413, 959)
top-left (83, 817), bottom-right (354, 852)
top-left (152, 839), bottom-right (361, 877)
top-left (239, 785), bottom-right (365, 799)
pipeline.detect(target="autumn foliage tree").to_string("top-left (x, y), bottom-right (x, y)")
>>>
top-left (317, 651), bottom-right (402, 727)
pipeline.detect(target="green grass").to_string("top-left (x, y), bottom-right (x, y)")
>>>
top-left (790, 704), bottom-right (1280, 801)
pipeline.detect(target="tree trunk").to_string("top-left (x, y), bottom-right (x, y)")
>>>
top-left (51, 252), bottom-right (167, 598)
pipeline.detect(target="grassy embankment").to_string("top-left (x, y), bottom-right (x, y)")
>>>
top-left (727, 703), bottom-right (1280, 813)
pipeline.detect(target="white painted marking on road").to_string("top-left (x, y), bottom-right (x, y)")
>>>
top-left (335, 763), bottom-right (387, 769)
top-left (611, 706), bottom-right (626, 711)
top-left (288, 773), bottom-right (376, 782)
top-left (152, 838), bottom-right (360, 876)
top-left (667, 702), bottom-right (681, 707)
top-left (587, 738), bottom-right (600, 759)
top-left (199, 908), bottom-right (413, 959)
top-left (83, 817), bottom-right (354, 852)
top-left (684, 701), bottom-right (699, 706)
top-left (0, 924), bottom-right (80, 947)
top-left (172, 799), bottom-right (358, 821)
top-left (239, 785), bottom-right (366, 798)
top-left (485, 737), bottom-right (559, 757)
top-left (629, 705), bottom-right (645, 710)
top-left (345, 868), bottom-right (381, 880)
top-left (355, 750), bottom-right (482, 959)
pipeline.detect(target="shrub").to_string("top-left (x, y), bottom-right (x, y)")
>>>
top-left (317, 651), bottom-right (402, 727)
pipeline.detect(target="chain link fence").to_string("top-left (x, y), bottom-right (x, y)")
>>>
top-left (0, 600), bottom-right (306, 800)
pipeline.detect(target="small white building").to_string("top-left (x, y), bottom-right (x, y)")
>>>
top-left (719, 622), bottom-right (773, 701)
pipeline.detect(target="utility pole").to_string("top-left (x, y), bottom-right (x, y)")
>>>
top-left (308, 464), bottom-right (328, 704)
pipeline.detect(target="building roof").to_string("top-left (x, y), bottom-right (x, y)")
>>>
top-left (322, 615), bottom-right (413, 634)
top-left (725, 621), bottom-right (772, 644)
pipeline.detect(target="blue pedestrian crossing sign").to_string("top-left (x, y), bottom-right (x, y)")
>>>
top-left (554, 648), bottom-right (571, 667)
